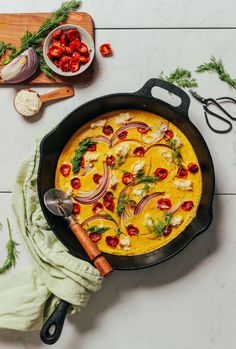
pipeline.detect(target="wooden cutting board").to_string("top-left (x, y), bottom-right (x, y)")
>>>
top-left (0, 12), bottom-right (95, 84)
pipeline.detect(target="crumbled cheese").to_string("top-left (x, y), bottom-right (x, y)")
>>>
top-left (84, 152), bottom-right (100, 163)
top-left (14, 90), bottom-right (42, 117)
top-left (142, 123), bottom-right (167, 144)
top-left (159, 122), bottom-right (168, 133)
top-left (133, 188), bottom-right (143, 197)
top-left (115, 112), bottom-right (131, 125)
top-left (161, 150), bottom-right (173, 163)
top-left (145, 216), bottom-right (154, 230)
top-left (120, 235), bottom-right (131, 250)
top-left (90, 119), bottom-right (106, 129)
top-left (114, 143), bottom-right (130, 157)
top-left (173, 134), bottom-right (183, 147)
top-left (174, 180), bottom-right (193, 191)
top-left (110, 173), bottom-right (118, 188)
top-left (132, 161), bottom-right (145, 174)
top-left (171, 216), bottom-right (183, 227)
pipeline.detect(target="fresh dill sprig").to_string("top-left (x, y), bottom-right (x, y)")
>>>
top-left (147, 214), bottom-right (173, 237)
top-left (0, 219), bottom-right (19, 275)
top-left (167, 139), bottom-right (183, 168)
top-left (34, 48), bottom-right (55, 79)
top-left (116, 194), bottom-right (129, 216)
top-left (1, 0), bottom-right (81, 65)
top-left (160, 68), bottom-right (198, 89)
top-left (85, 226), bottom-right (109, 234)
top-left (0, 42), bottom-right (16, 62)
top-left (71, 139), bottom-right (97, 173)
top-left (196, 55), bottom-right (236, 89)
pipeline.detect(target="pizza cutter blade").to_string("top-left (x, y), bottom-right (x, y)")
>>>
top-left (44, 188), bottom-right (73, 218)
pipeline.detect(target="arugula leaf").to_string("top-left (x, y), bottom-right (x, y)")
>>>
top-left (71, 139), bottom-right (96, 173)
top-left (196, 56), bottom-right (236, 89)
top-left (85, 226), bottom-right (109, 234)
top-left (160, 68), bottom-right (198, 89)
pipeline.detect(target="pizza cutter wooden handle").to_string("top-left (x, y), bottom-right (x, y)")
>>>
top-left (68, 218), bottom-right (113, 277)
top-left (40, 86), bottom-right (74, 103)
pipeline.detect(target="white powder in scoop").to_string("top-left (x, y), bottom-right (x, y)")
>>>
top-left (14, 89), bottom-right (42, 117)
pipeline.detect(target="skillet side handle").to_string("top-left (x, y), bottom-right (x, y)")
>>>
top-left (134, 78), bottom-right (190, 118)
top-left (40, 300), bottom-right (70, 345)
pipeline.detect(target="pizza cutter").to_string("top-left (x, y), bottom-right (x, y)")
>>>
top-left (41, 188), bottom-right (112, 345)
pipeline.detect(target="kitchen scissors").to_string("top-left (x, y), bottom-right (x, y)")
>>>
top-left (189, 90), bottom-right (236, 134)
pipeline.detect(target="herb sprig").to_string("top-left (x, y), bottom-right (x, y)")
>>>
top-left (160, 68), bottom-right (198, 89)
top-left (85, 226), bottom-right (109, 234)
top-left (34, 48), bottom-right (55, 79)
top-left (0, 219), bottom-right (19, 275)
top-left (136, 170), bottom-right (160, 191)
top-left (116, 194), bottom-right (129, 216)
top-left (147, 214), bottom-right (172, 237)
top-left (196, 56), bottom-right (236, 89)
top-left (71, 139), bottom-right (97, 173)
top-left (0, 42), bottom-right (16, 63)
top-left (167, 139), bottom-right (182, 168)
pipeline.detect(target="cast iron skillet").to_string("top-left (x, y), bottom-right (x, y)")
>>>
top-left (38, 78), bottom-right (215, 344)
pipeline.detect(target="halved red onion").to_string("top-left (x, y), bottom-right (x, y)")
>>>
top-left (81, 214), bottom-right (118, 227)
top-left (88, 136), bottom-right (111, 147)
top-left (1, 48), bottom-right (39, 83)
top-left (166, 201), bottom-right (182, 214)
top-left (134, 192), bottom-right (165, 215)
top-left (110, 122), bottom-right (150, 146)
top-left (74, 162), bottom-right (109, 204)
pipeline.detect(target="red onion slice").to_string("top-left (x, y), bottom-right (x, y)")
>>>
top-left (74, 162), bottom-right (109, 204)
top-left (110, 122), bottom-right (150, 146)
top-left (166, 201), bottom-right (182, 214)
top-left (81, 214), bottom-right (118, 227)
top-left (134, 192), bottom-right (165, 215)
top-left (88, 136), bottom-right (111, 147)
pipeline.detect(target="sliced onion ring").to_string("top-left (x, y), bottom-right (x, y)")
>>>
top-left (110, 122), bottom-right (150, 146)
top-left (81, 214), bottom-right (118, 227)
top-left (134, 192), bottom-right (165, 215)
top-left (74, 162), bottom-right (109, 204)
top-left (87, 136), bottom-right (111, 147)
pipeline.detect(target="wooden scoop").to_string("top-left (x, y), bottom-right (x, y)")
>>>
top-left (14, 86), bottom-right (74, 117)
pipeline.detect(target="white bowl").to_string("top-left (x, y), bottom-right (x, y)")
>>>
top-left (43, 24), bottom-right (95, 77)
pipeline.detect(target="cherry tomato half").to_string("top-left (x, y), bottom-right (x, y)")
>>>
top-left (103, 200), bottom-right (115, 212)
top-left (51, 40), bottom-right (62, 49)
top-left (69, 38), bottom-right (81, 52)
top-left (52, 29), bottom-right (63, 40)
top-left (177, 167), bottom-right (188, 179)
top-left (78, 42), bottom-right (89, 55)
top-left (60, 45), bottom-right (73, 55)
top-left (71, 177), bottom-right (81, 189)
top-left (126, 224), bottom-right (139, 236)
top-left (93, 173), bottom-right (102, 184)
top-left (118, 131), bottom-right (128, 140)
top-left (92, 202), bottom-right (104, 214)
top-left (89, 232), bottom-right (102, 243)
top-left (79, 54), bottom-right (90, 63)
top-left (157, 198), bottom-right (172, 211)
top-left (181, 201), bottom-right (194, 211)
top-left (154, 167), bottom-right (168, 180)
top-left (122, 172), bottom-right (134, 185)
top-left (103, 191), bottom-right (114, 201)
top-left (60, 33), bottom-right (69, 46)
top-left (99, 43), bottom-right (112, 57)
top-left (60, 164), bottom-right (71, 177)
top-left (106, 235), bottom-right (119, 247)
top-left (88, 143), bottom-right (97, 152)
top-left (137, 127), bottom-right (149, 134)
top-left (164, 129), bottom-right (174, 141)
top-left (67, 28), bottom-right (80, 41)
top-left (73, 203), bottom-right (81, 214)
top-left (133, 146), bottom-right (145, 157)
top-left (69, 58), bottom-right (80, 72)
top-left (103, 125), bottom-right (114, 135)
top-left (188, 163), bottom-right (199, 174)
top-left (105, 155), bottom-right (116, 167)
top-left (49, 47), bottom-right (62, 58)
top-left (163, 225), bottom-right (172, 237)
top-left (59, 56), bottom-right (71, 72)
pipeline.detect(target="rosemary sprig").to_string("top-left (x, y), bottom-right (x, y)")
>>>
top-left (35, 48), bottom-right (55, 79)
top-left (160, 68), bottom-right (198, 89)
top-left (0, 219), bottom-right (19, 275)
top-left (71, 139), bottom-right (97, 173)
top-left (85, 226), bottom-right (109, 234)
top-left (1, 0), bottom-right (81, 65)
top-left (196, 55), bottom-right (236, 89)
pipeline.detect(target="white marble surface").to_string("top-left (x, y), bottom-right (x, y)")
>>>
top-left (1, 1), bottom-right (236, 348)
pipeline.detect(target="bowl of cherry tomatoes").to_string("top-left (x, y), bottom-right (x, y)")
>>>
top-left (43, 24), bottom-right (94, 76)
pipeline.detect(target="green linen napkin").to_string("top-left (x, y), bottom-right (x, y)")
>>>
top-left (0, 143), bottom-right (103, 331)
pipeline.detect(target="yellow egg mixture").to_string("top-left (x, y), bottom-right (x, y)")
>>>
top-left (55, 110), bottom-right (202, 256)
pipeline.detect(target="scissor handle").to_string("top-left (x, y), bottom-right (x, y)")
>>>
top-left (135, 78), bottom-right (190, 117)
top-left (204, 98), bottom-right (233, 134)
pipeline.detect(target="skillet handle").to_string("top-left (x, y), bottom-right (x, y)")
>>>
top-left (135, 78), bottom-right (190, 117)
top-left (40, 300), bottom-right (70, 345)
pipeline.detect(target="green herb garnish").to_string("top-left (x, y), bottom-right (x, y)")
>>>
top-left (0, 219), bottom-right (19, 275)
top-left (160, 68), bottom-right (198, 89)
top-left (85, 226), bottom-right (109, 234)
top-left (71, 139), bottom-right (97, 173)
top-left (196, 56), bottom-right (236, 89)
top-left (147, 214), bottom-right (172, 237)
top-left (0, 42), bottom-right (16, 63)
top-left (116, 194), bottom-right (129, 216)
top-left (167, 139), bottom-right (182, 168)
top-left (34, 48), bottom-right (55, 79)
top-left (115, 155), bottom-right (127, 169)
